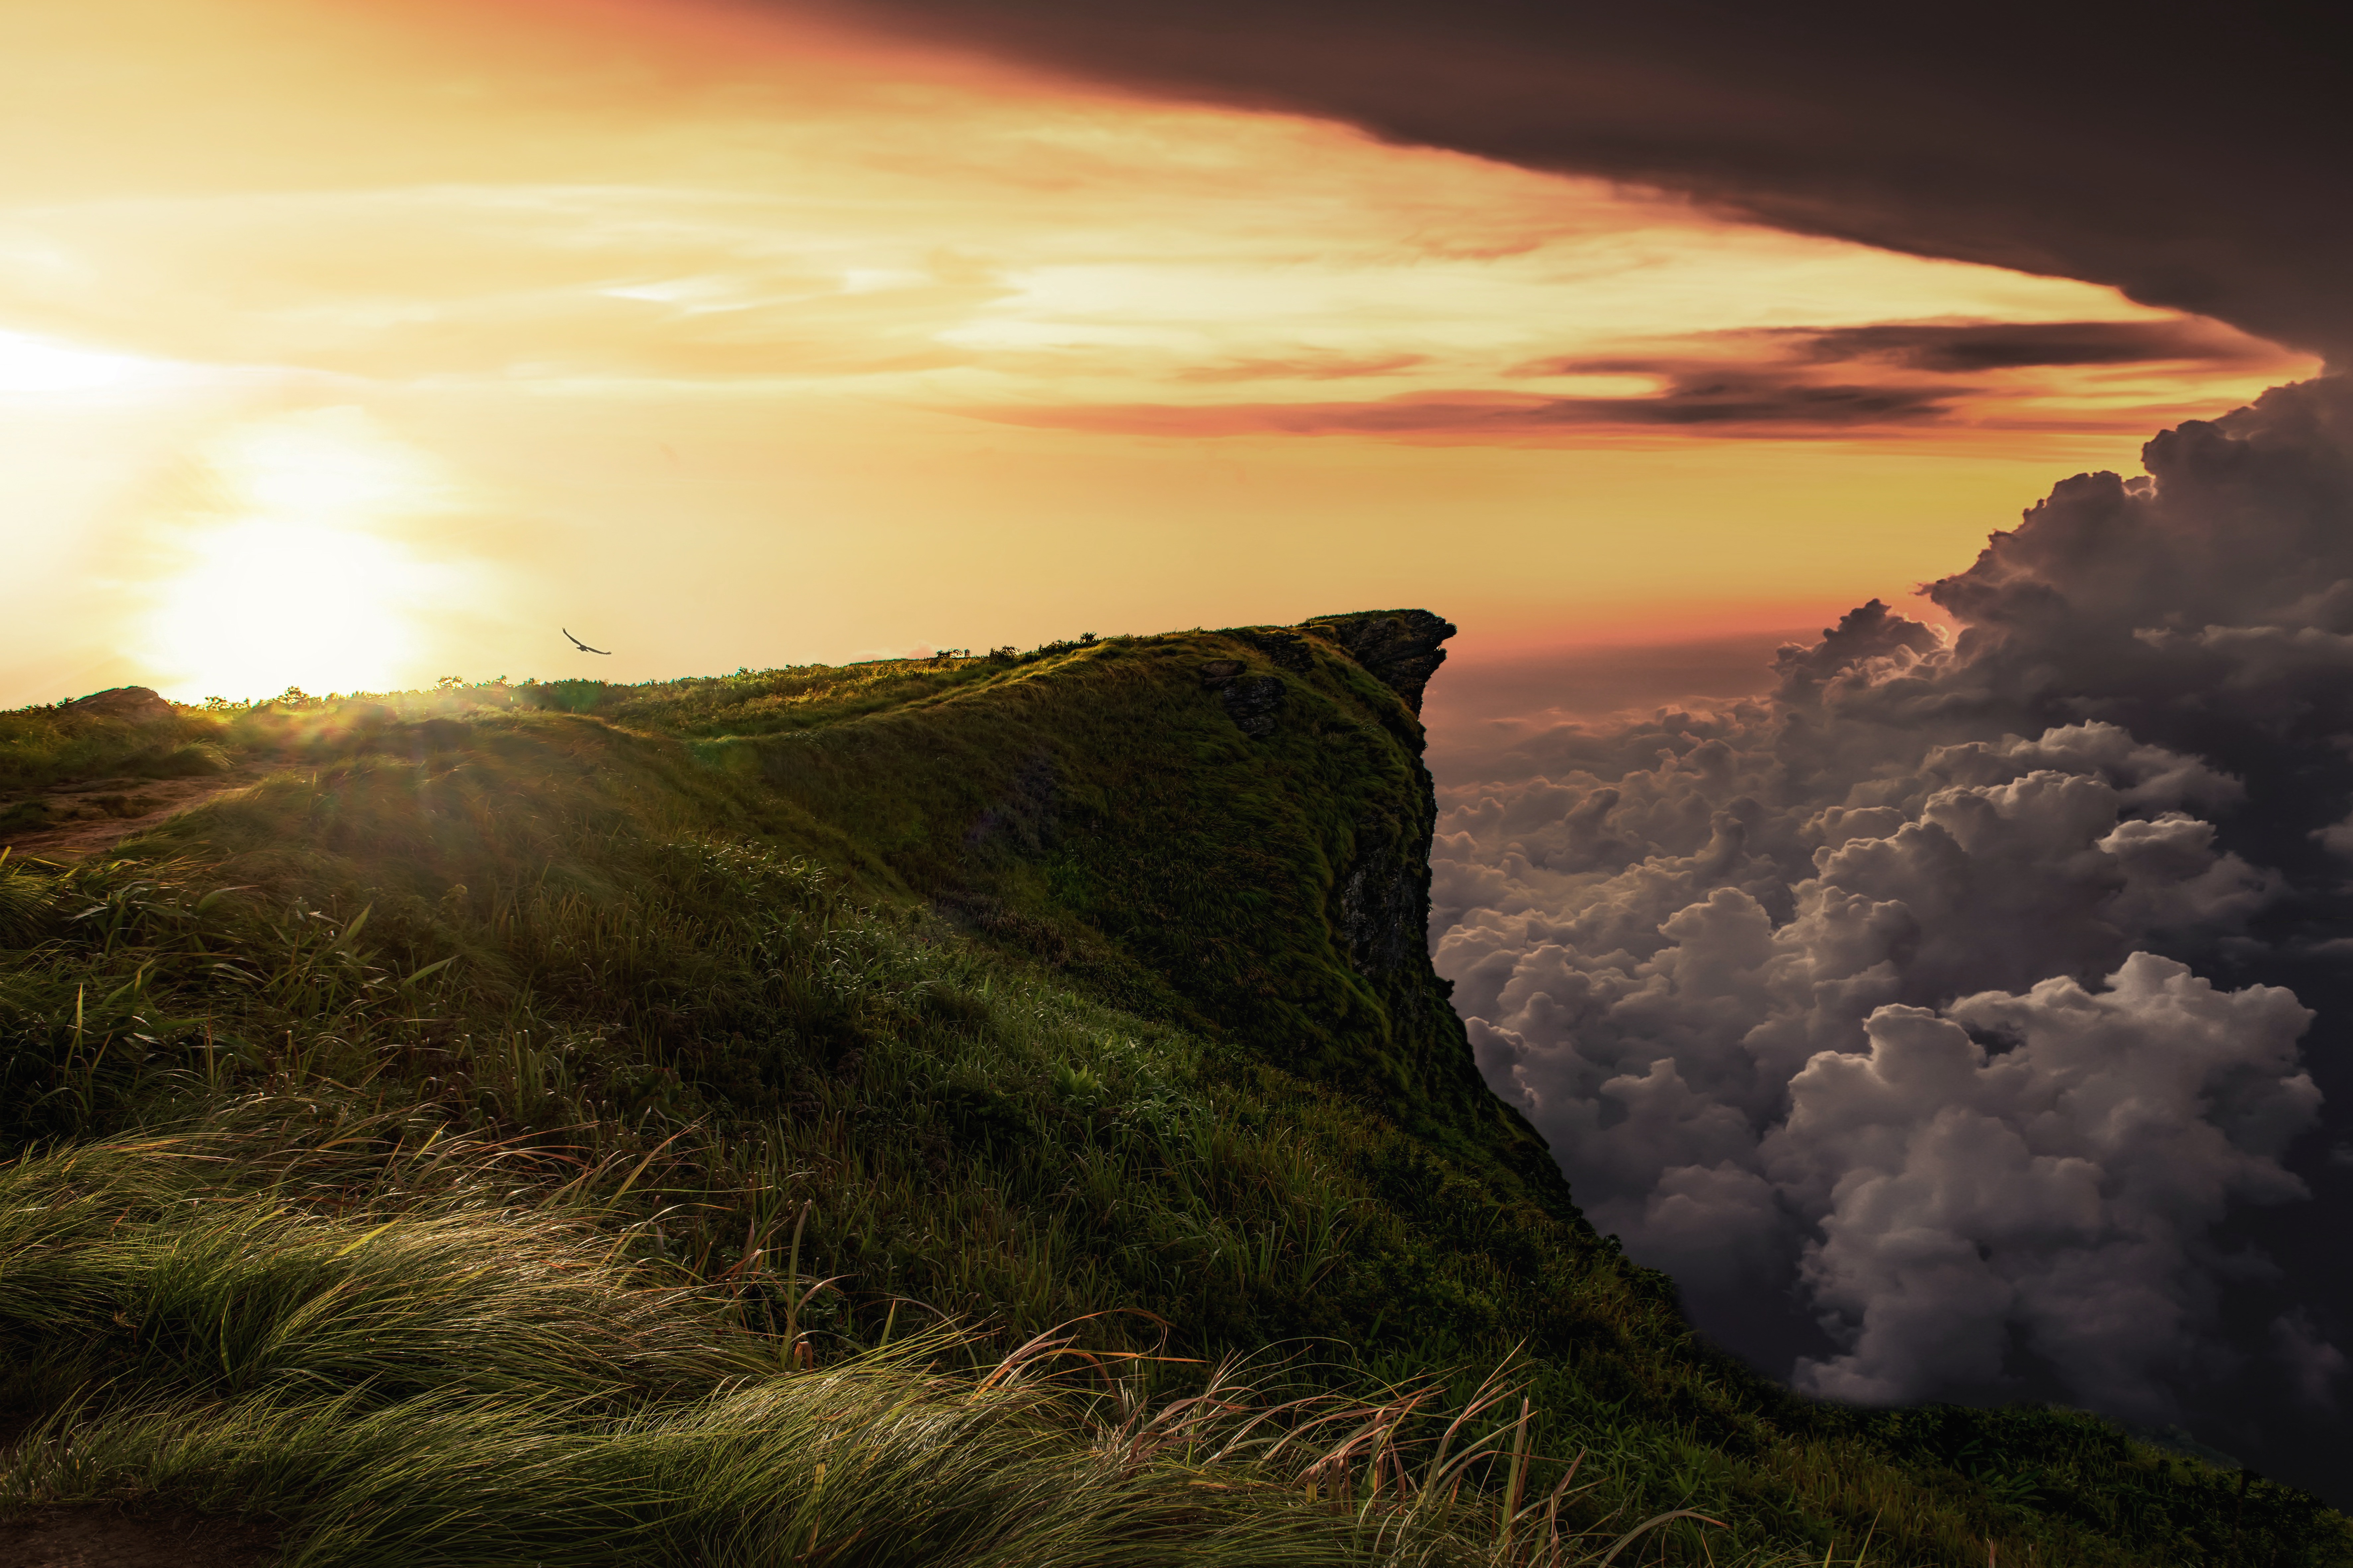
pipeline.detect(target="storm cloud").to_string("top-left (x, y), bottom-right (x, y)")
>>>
top-left (1435, 376), bottom-right (2353, 1483)
top-left (800, 0), bottom-right (2353, 362)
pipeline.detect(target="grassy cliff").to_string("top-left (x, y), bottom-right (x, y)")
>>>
top-left (1, 613), bottom-right (2344, 1567)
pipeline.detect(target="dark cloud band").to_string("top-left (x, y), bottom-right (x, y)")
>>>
top-left (1535, 318), bottom-right (2290, 378)
top-left (799, 0), bottom-right (2350, 361)
top-left (968, 379), bottom-right (1960, 439)
top-left (972, 316), bottom-right (2302, 439)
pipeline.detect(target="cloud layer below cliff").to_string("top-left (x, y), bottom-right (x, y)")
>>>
top-left (1431, 378), bottom-right (2353, 1463)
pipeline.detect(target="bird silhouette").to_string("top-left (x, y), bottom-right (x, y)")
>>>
top-left (563, 628), bottom-right (613, 655)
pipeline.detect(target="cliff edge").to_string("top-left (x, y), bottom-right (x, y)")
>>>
top-left (695, 609), bottom-right (1565, 1207)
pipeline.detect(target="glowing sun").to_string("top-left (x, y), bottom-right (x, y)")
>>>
top-left (142, 410), bottom-right (471, 701)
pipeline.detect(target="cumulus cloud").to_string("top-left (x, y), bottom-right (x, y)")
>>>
top-left (1432, 377), bottom-right (2353, 1435)
top-left (2275, 1309), bottom-right (2351, 1412)
top-left (1780, 959), bottom-right (2314, 1412)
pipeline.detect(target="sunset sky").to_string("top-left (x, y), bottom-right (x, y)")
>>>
top-left (0, 0), bottom-right (2317, 707)
top-left (11, 0), bottom-right (2353, 1490)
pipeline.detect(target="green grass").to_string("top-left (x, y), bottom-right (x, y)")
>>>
top-left (1, 620), bottom-right (2345, 1567)
top-left (1, 1129), bottom-right (1744, 1568)
top-left (0, 1124), bottom-right (1851, 1568)
top-left (0, 704), bottom-right (236, 794)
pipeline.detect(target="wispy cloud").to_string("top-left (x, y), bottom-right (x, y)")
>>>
top-left (967, 382), bottom-right (1960, 440)
top-left (974, 314), bottom-right (2303, 442)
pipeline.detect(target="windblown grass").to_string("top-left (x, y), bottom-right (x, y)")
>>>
top-left (0, 1131), bottom-right (1806, 1568)
top-left (0, 704), bottom-right (236, 795)
top-left (1, 626), bottom-right (2346, 1567)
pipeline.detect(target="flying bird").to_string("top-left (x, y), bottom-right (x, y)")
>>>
top-left (562, 628), bottom-right (613, 655)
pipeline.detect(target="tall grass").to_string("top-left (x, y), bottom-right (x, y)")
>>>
top-left (2, 645), bottom-right (2346, 1567)
top-left (0, 1131), bottom-right (1809, 1568)
top-left (0, 705), bottom-right (237, 803)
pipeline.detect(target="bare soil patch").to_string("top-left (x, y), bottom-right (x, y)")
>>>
top-left (0, 1508), bottom-right (277, 1568)
top-left (0, 769), bottom-right (264, 865)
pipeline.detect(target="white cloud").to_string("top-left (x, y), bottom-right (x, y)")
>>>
top-left (1435, 377), bottom-right (2353, 1416)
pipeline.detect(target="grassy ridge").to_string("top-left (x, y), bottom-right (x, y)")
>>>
top-left (0, 624), bottom-right (2346, 1565)
top-left (0, 704), bottom-right (239, 796)
top-left (661, 625), bottom-right (1554, 1179)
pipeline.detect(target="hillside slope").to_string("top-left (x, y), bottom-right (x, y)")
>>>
top-left (0, 612), bottom-right (2345, 1567)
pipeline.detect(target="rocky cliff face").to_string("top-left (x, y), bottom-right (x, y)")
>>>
top-left (1293, 611), bottom-right (1564, 1198)
top-left (733, 609), bottom-right (1568, 1209)
top-left (1301, 611), bottom-right (1459, 990)
top-left (1303, 610), bottom-right (1458, 716)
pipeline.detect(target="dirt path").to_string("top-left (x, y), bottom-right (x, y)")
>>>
top-left (0, 767), bottom-right (267, 866)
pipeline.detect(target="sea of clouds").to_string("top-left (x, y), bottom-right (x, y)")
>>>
top-left (1431, 376), bottom-right (2353, 1425)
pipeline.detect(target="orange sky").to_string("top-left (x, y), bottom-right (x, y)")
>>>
top-left (0, 0), bottom-right (2318, 705)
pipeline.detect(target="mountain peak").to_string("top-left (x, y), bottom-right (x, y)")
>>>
top-left (1300, 609), bottom-right (1457, 715)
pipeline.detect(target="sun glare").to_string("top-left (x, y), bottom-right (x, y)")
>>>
top-left (140, 411), bottom-right (471, 702)
top-left (0, 330), bottom-right (167, 394)
top-left (213, 416), bottom-right (455, 521)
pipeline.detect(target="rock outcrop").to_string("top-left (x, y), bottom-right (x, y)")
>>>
top-left (61, 687), bottom-right (175, 724)
top-left (1301, 610), bottom-right (1457, 715)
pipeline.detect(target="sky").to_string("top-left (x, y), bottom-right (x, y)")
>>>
top-left (8, 0), bottom-right (2352, 1496)
top-left (0, 0), bottom-right (2315, 707)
